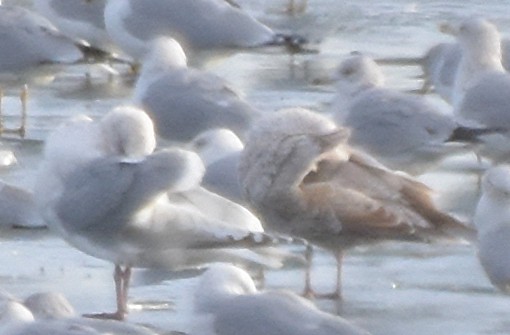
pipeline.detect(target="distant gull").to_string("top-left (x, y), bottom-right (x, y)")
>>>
top-left (474, 165), bottom-right (510, 292)
top-left (449, 18), bottom-right (510, 162)
top-left (239, 108), bottom-right (475, 298)
top-left (421, 35), bottom-right (510, 103)
top-left (104, 0), bottom-right (306, 61)
top-left (329, 54), bottom-right (492, 175)
top-left (0, 3), bottom-right (123, 137)
top-left (0, 4), bottom-right (83, 82)
top-left (133, 37), bottom-right (259, 142)
top-left (23, 292), bottom-right (76, 320)
top-left (421, 42), bottom-right (462, 102)
top-left (189, 128), bottom-right (245, 203)
top-left (192, 263), bottom-right (371, 335)
top-left (32, 0), bottom-right (121, 55)
top-left (0, 181), bottom-right (45, 228)
top-left (35, 106), bottom-right (279, 320)
top-left (0, 291), bottom-right (159, 335)
top-left (0, 4), bottom-right (83, 136)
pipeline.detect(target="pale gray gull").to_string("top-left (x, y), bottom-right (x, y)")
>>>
top-left (191, 263), bottom-right (371, 335)
top-left (104, 0), bottom-right (306, 61)
top-left (0, 181), bottom-right (45, 228)
top-left (133, 37), bottom-right (259, 142)
top-left (0, 291), bottom-right (159, 335)
top-left (329, 54), bottom-right (491, 175)
top-left (239, 108), bottom-right (475, 299)
top-left (35, 106), bottom-right (281, 320)
top-left (32, 0), bottom-right (121, 55)
top-left (189, 128), bottom-right (245, 203)
top-left (449, 18), bottom-right (510, 162)
top-left (421, 33), bottom-right (510, 102)
top-left (474, 165), bottom-right (510, 292)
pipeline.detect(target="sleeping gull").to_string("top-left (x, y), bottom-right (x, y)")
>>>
top-left (0, 181), bottom-right (45, 228)
top-left (35, 106), bottom-right (279, 320)
top-left (0, 292), bottom-right (159, 335)
top-left (329, 54), bottom-right (491, 175)
top-left (474, 165), bottom-right (510, 292)
top-left (104, 0), bottom-right (306, 62)
top-left (133, 37), bottom-right (259, 142)
top-left (189, 128), bottom-right (245, 203)
top-left (239, 108), bottom-right (475, 298)
top-left (192, 263), bottom-right (371, 335)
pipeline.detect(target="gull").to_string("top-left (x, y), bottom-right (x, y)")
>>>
top-left (474, 165), bottom-right (510, 292)
top-left (449, 18), bottom-right (510, 162)
top-left (35, 106), bottom-right (279, 320)
top-left (0, 4), bottom-right (83, 137)
top-left (450, 18), bottom-right (505, 109)
top-left (0, 3), bottom-right (123, 137)
top-left (421, 35), bottom-right (510, 103)
top-left (189, 128), bottom-right (245, 203)
top-left (133, 37), bottom-right (259, 142)
top-left (32, 0), bottom-right (120, 55)
top-left (421, 42), bottom-right (462, 101)
top-left (239, 108), bottom-right (475, 299)
top-left (192, 263), bottom-right (371, 335)
top-left (0, 291), bottom-right (158, 335)
top-left (0, 181), bottom-right (45, 228)
top-left (104, 0), bottom-right (306, 62)
top-left (0, 4), bottom-right (83, 83)
top-left (329, 54), bottom-right (490, 175)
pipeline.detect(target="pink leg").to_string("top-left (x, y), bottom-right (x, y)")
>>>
top-left (303, 247), bottom-right (343, 300)
top-left (84, 264), bottom-right (132, 321)
top-left (302, 244), bottom-right (315, 298)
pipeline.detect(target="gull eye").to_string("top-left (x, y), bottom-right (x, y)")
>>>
top-left (193, 139), bottom-right (206, 149)
top-left (340, 66), bottom-right (355, 76)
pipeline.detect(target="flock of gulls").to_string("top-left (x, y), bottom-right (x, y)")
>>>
top-left (1, 0), bottom-right (510, 334)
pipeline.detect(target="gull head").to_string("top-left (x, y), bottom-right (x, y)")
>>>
top-left (333, 54), bottom-right (385, 93)
top-left (23, 292), bottom-right (75, 320)
top-left (190, 128), bottom-right (244, 166)
top-left (194, 264), bottom-right (257, 313)
top-left (99, 105), bottom-right (157, 159)
top-left (0, 301), bottom-right (33, 324)
top-left (456, 18), bottom-right (503, 71)
top-left (239, 108), bottom-right (349, 204)
top-left (142, 37), bottom-right (188, 72)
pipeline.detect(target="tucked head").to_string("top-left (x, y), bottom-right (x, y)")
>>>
top-left (239, 108), bottom-right (349, 203)
top-left (99, 105), bottom-right (157, 159)
top-left (194, 263), bottom-right (257, 313)
top-left (190, 128), bottom-right (244, 165)
top-left (142, 36), bottom-right (188, 71)
top-left (334, 54), bottom-right (385, 91)
top-left (23, 292), bottom-right (75, 320)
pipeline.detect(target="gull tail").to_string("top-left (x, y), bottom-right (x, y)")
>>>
top-left (447, 126), bottom-right (508, 143)
top-left (74, 43), bottom-right (133, 66)
top-left (267, 33), bottom-right (315, 53)
top-left (189, 231), bottom-right (285, 250)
